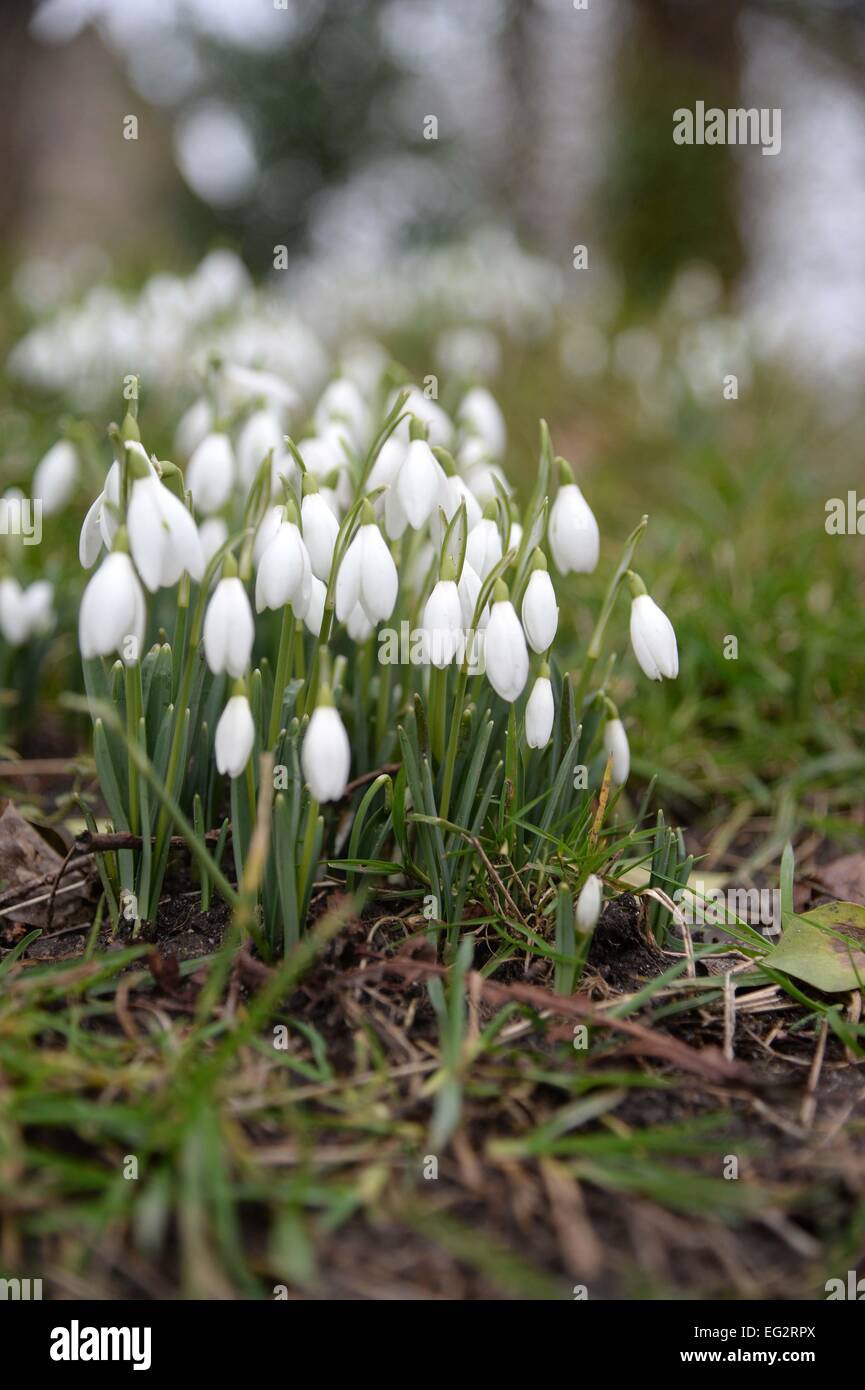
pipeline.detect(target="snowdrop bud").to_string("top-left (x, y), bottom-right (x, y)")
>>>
top-left (175, 396), bottom-right (213, 457)
top-left (199, 516), bottom-right (228, 567)
top-left (301, 485), bottom-right (339, 582)
top-left (255, 517), bottom-right (311, 616)
top-left (215, 687), bottom-right (255, 779)
top-left (603, 717), bottom-right (630, 785)
top-left (485, 581), bottom-right (529, 702)
top-left (203, 564), bottom-right (254, 678)
top-left (126, 458), bottom-right (204, 593)
top-left (458, 387), bottom-right (506, 459)
top-left (628, 578), bottom-right (679, 681)
top-left (422, 578), bottom-right (462, 667)
top-left (0, 579), bottom-right (52, 645)
top-left (549, 471), bottom-right (599, 575)
top-left (335, 510), bottom-right (398, 625)
top-left (396, 439), bottom-right (442, 530)
top-left (79, 535), bottom-right (146, 666)
top-left (576, 874), bottom-right (603, 932)
top-left (33, 439), bottom-right (78, 515)
top-left (186, 431), bottom-right (235, 515)
top-left (525, 673), bottom-right (554, 748)
top-left (465, 515), bottom-right (502, 580)
top-left (304, 575), bottom-right (327, 636)
top-left (521, 553), bottom-right (558, 654)
top-left (301, 691), bottom-right (351, 803)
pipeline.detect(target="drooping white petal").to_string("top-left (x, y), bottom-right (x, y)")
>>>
top-left (357, 524), bottom-right (398, 623)
top-left (127, 475), bottom-right (204, 592)
top-left (301, 492), bottom-right (339, 582)
top-left (521, 569), bottom-right (559, 654)
top-left (465, 518), bottom-right (502, 580)
top-left (549, 483), bottom-right (599, 575)
top-left (576, 874), bottom-right (603, 932)
top-left (33, 440), bottom-right (78, 515)
top-left (421, 579), bottom-right (462, 668)
top-left (629, 593), bottom-right (678, 681)
top-left (301, 705), bottom-right (351, 802)
top-left (396, 440), bottom-right (441, 530)
top-left (484, 599), bottom-right (529, 703)
top-left (214, 695), bottom-right (255, 778)
top-left (603, 718), bottom-right (630, 785)
top-left (79, 552), bottom-right (145, 664)
top-left (457, 387), bottom-right (506, 459)
top-left (203, 577), bottom-right (254, 678)
top-left (186, 432), bottom-right (235, 515)
top-left (525, 676), bottom-right (554, 748)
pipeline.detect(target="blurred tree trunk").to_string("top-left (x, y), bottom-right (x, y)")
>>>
top-left (606, 0), bottom-right (746, 305)
top-left (0, 1), bottom-right (37, 250)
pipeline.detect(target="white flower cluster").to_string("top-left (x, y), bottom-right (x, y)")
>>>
top-left (77, 367), bottom-right (678, 807)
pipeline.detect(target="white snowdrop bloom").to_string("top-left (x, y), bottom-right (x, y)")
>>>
top-left (253, 504), bottom-right (285, 565)
top-left (422, 579), bottom-right (462, 667)
top-left (603, 717), bottom-right (630, 785)
top-left (255, 520), bottom-right (311, 616)
top-left (346, 602), bottom-right (374, 642)
top-left (203, 576), bottom-right (254, 678)
top-left (199, 516), bottom-right (228, 567)
top-left (314, 377), bottom-right (370, 450)
top-left (79, 461), bottom-right (121, 569)
top-left (509, 522), bottom-right (523, 552)
top-left (127, 472), bottom-right (205, 593)
top-left (236, 407), bottom-right (288, 488)
top-left (79, 550), bottom-right (145, 666)
top-left (341, 338), bottom-right (387, 396)
top-left (525, 676), bottom-right (554, 748)
top-left (462, 459), bottom-right (512, 506)
top-left (458, 387), bottom-right (506, 459)
top-left (549, 482), bottom-right (599, 575)
top-left (301, 702), bottom-right (351, 803)
top-left (431, 473), bottom-right (482, 548)
top-left (630, 592), bottom-right (679, 681)
top-left (576, 874), bottom-right (603, 932)
top-left (186, 432), bottom-right (235, 515)
top-left (366, 435), bottom-right (405, 491)
top-left (301, 491), bottom-right (339, 582)
top-left (335, 521), bottom-right (398, 625)
top-left (457, 560), bottom-right (489, 631)
top-left (304, 575), bottom-right (327, 636)
top-left (465, 517), bottom-right (502, 579)
top-left (396, 439), bottom-right (443, 530)
top-left (220, 364), bottom-right (298, 417)
top-left (175, 396), bottom-right (213, 458)
top-left (485, 597), bottom-right (529, 702)
top-left (0, 578), bottom-right (53, 645)
top-left (521, 567), bottom-right (558, 654)
top-left (33, 440), bottom-right (78, 515)
top-left (296, 429), bottom-right (345, 480)
top-left (215, 693), bottom-right (255, 779)
top-left (388, 386), bottom-right (452, 449)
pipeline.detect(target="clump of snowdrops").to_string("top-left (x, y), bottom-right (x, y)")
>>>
top-left (75, 364), bottom-right (678, 959)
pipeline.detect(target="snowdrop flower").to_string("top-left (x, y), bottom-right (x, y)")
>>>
top-left (422, 576), bottom-right (462, 667)
top-left (346, 603), bottom-right (374, 642)
top-left (603, 716), bottom-right (630, 785)
top-left (33, 439), bottom-right (78, 515)
top-left (255, 513), bottom-right (311, 616)
top-left (431, 473), bottom-right (482, 548)
top-left (485, 582), bottom-right (529, 702)
top-left (237, 408), bottom-right (288, 488)
top-left (462, 458), bottom-right (511, 506)
top-left (576, 874), bottom-right (603, 932)
top-left (458, 387), bottom-right (506, 459)
top-left (335, 508), bottom-right (398, 625)
top-left (301, 691), bottom-right (351, 803)
top-left (215, 687), bottom-right (255, 779)
top-left (465, 515), bottom-right (502, 580)
top-left (203, 563), bottom-right (254, 678)
top-left (126, 460), bottom-right (204, 593)
top-left (175, 396), bottom-right (213, 458)
top-left (396, 439), bottom-right (442, 530)
top-left (521, 554), bottom-right (558, 654)
top-left (390, 387), bottom-right (452, 448)
top-left (79, 461), bottom-right (120, 568)
top-left (525, 672), bottom-right (554, 748)
top-left (304, 575), bottom-right (327, 636)
top-left (199, 516), bottom-right (228, 567)
top-left (79, 538), bottom-right (145, 666)
top-left (314, 377), bottom-right (370, 450)
top-left (366, 435), bottom-right (405, 491)
top-left (301, 482), bottom-right (339, 582)
top-left (220, 364), bottom-right (297, 417)
top-left (457, 560), bottom-right (488, 631)
top-left (253, 504), bottom-right (285, 565)
top-left (0, 578), bottom-right (54, 645)
top-left (628, 577), bottom-right (678, 681)
top-left (186, 431), bottom-right (235, 515)
top-left (509, 522), bottom-right (523, 552)
top-left (383, 481), bottom-right (409, 541)
top-left (549, 470), bottom-right (599, 575)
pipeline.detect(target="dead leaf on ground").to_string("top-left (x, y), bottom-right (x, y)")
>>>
top-left (812, 854), bottom-right (865, 908)
top-left (0, 803), bottom-right (95, 928)
top-left (765, 901), bottom-right (865, 994)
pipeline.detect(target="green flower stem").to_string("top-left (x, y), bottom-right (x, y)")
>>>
top-left (572, 514), bottom-right (648, 712)
top-left (268, 604), bottom-right (295, 748)
top-left (297, 795), bottom-right (320, 914)
top-left (124, 661), bottom-right (143, 837)
top-left (429, 664), bottom-right (447, 765)
top-left (439, 664), bottom-right (469, 822)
